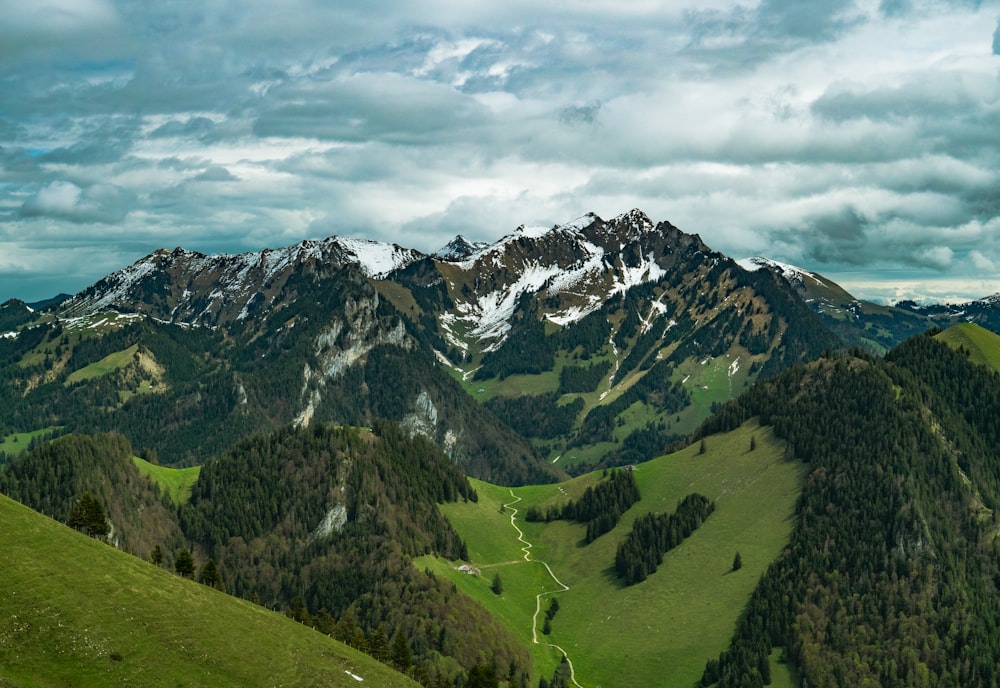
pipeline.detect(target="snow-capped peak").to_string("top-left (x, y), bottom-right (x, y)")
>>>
top-left (434, 235), bottom-right (489, 262)
top-left (738, 257), bottom-right (828, 288)
top-left (330, 236), bottom-right (424, 278)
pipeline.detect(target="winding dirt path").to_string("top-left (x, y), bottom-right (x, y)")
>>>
top-left (504, 490), bottom-right (583, 688)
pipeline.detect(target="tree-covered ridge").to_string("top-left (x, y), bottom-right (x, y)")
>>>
top-left (181, 421), bottom-right (474, 558)
top-left (0, 432), bottom-right (185, 557)
top-left (699, 336), bottom-right (1000, 687)
top-left (179, 421), bottom-right (528, 685)
top-left (526, 468), bottom-right (640, 543)
top-left (614, 493), bottom-right (715, 585)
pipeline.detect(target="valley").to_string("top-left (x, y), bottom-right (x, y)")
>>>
top-left (420, 420), bottom-right (803, 688)
top-left (4, 211), bottom-right (1000, 687)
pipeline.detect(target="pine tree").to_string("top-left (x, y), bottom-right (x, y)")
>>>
top-left (67, 492), bottom-right (110, 540)
top-left (198, 558), bottom-right (222, 590)
top-left (390, 629), bottom-right (411, 672)
top-left (174, 547), bottom-right (195, 578)
top-left (286, 595), bottom-right (309, 624)
top-left (732, 551), bottom-right (742, 571)
top-left (150, 544), bottom-right (163, 566)
top-left (368, 624), bottom-right (389, 663)
top-left (491, 571), bottom-right (503, 595)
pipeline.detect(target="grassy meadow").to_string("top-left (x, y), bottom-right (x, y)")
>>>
top-left (424, 419), bottom-right (804, 687)
top-left (132, 456), bottom-right (202, 506)
top-left (0, 427), bottom-right (61, 459)
top-left (64, 344), bottom-right (140, 385)
top-left (935, 322), bottom-right (1000, 373)
top-left (0, 493), bottom-right (417, 688)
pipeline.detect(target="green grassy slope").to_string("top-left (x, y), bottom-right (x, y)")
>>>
top-left (420, 419), bottom-right (804, 687)
top-left (0, 493), bottom-right (417, 688)
top-left (934, 322), bottom-right (1000, 373)
top-left (0, 428), bottom-right (61, 459)
top-left (132, 456), bottom-right (201, 505)
top-left (64, 344), bottom-right (139, 385)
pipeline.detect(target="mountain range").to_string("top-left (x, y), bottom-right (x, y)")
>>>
top-left (4, 209), bottom-right (1000, 687)
top-left (4, 209), bottom-right (998, 477)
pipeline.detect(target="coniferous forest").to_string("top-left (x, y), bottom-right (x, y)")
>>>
top-left (614, 493), bottom-right (714, 585)
top-left (698, 335), bottom-right (1000, 687)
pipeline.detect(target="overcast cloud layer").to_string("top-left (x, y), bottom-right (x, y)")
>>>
top-left (1, 0), bottom-right (999, 304)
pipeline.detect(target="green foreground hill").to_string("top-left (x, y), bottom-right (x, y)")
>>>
top-left (0, 493), bottom-right (417, 688)
top-left (934, 322), bottom-right (1000, 372)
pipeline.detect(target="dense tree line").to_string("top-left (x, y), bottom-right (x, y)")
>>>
top-left (555, 307), bottom-right (611, 356)
top-left (485, 392), bottom-right (583, 440)
top-left (614, 493), bottom-right (714, 585)
top-left (557, 360), bottom-right (611, 394)
top-left (697, 336), bottom-right (1000, 687)
top-left (526, 468), bottom-right (640, 543)
top-left (476, 317), bottom-right (555, 381)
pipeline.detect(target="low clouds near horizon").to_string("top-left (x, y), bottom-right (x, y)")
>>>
top-left (1, 0), bottom-right (999, 303)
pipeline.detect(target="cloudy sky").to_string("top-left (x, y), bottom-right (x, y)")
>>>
top-left (1, 0), bottom-right (999, 304)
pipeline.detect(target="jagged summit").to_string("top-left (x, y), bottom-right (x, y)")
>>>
top-left (434, 235), bottom-right (488, 262)
top-left (61, 234), bottom-right (425, 324)
top-left (57, 209), bottom-right (720, 345)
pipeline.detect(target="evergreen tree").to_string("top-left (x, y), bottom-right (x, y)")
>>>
top-left (491, 571), bottom-right (503, 595)
top-left (198, 558), bottom-right (222, 590)
top-left (150, 544), bottom-right (163, 566)
top-left (335, 610), bottom-right (368, 652)
top-left (314, 608), bottom-right (336, 636)
top-left (286, 595), bottom-right (309, 624)
top-left (390, 629), bottom-right (412, 672)
top-left (174, 547), bottom-right (195, 578)
top-left (464, 663), bottom-right (499, 688)
top-left (67, 492), bottom-right (110, 540)
top-left (732, 551), bottom-right (742, 572)
top-left (368, 624), bottom-right (390, 663)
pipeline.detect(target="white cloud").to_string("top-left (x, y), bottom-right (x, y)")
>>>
top-left (19, 180), bottom-right (132, 224)
top-left (1, 0), bottom-right (999, 302)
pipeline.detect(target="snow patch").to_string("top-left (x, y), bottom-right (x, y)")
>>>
top-left (334, 236), bottom-right (422, 278)
top-left (738, 256), bottom-right (827, 288)
top-left (610, 252), bottom-right (666, 297)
